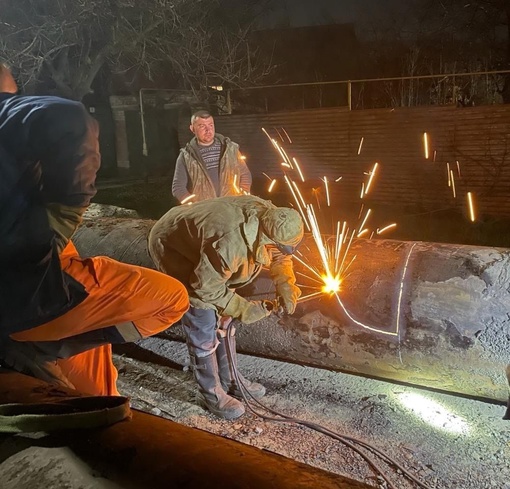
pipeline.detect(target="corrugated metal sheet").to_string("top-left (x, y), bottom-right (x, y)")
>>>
top-left (179, 105), bottom-right (510, 218)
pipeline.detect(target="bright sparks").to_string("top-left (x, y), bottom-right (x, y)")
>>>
top-left (261, 125), bottom-right (403, 337)
top-left (180, 194), bottom-right (195, 205)
top-left (275, 128), bottom-right (285, 143)
top-left (233, 175), bottom-right (240, 194)
top-left (467, 192), bottom-right (476, 222)
top-left (423, 132), bottom-right (429, 159)
top-left (357, 137), bottom-right (364, 155)
top-left (359, 208), bottom-right (372, 233)
top-left (450, 170), bottom-right (456, 198)
top-left (268, 179), bottom-right (277, 193)
top-left (321, 273), bottom-right (341, 294)
top-left (365, 162), bottom-right (378, 195)
top-left (293, 157), bottom-right (305, 182)
top-left (377, 223), bottom-right (397, 235)
top-left (282, 127), bottom-right (292, 144)
top-left (323, 176), bottom-right (331, 206)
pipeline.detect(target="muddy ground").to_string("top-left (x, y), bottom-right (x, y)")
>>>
top-left (115, 335), bottom-right (510, 489)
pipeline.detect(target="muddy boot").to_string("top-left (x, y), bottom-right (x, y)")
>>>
top-left (191, 351), bottom-right (245, 420)
top-left (216, 327), bottom-right (266, 400)
top-left (0, 337), bottom-right (75, 389)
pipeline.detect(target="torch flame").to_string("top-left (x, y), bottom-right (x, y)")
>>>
top-left (321, 273), bottom-right (342, 294)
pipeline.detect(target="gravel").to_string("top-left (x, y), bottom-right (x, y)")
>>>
top-left (114, 336), bottom-right (510, 489)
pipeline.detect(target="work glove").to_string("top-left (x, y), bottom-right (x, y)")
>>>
top-left (269, 251), bottom-right (301, 315)
top-left (276, 282), bottom-right (301, 315)
top-left (46, 203), bottom-right (86, 253)
top-left (222, 294), bottom-right (273, 324)
top-left (242, 300), bottom-right (274, 324)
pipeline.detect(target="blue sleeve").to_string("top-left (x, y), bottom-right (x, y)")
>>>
top-left (0, 96), bottom-right (100, 207)
top-left (32, 99), bottom-right (100, 207)
top-left (172, 152), bottom-right (192, 202)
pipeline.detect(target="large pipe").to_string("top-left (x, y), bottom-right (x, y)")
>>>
top-left (0, 371), bottom-right (366, 489)
top-left (74, 218), bottom-right (510, 402)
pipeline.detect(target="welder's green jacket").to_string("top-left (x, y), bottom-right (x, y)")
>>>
top-left (148, 195), bottom-right (297, 314)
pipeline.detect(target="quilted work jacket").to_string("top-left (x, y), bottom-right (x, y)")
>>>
top-left (172, 134), bottom-right (251, 202)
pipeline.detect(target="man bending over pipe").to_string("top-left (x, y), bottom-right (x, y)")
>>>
top-left (0, 64), bottom-right (189, 396)
top-left (148, 195), bottom-right (303, 419)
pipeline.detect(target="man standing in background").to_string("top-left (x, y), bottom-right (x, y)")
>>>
top-left (172, 110), bottom-right (252, 203)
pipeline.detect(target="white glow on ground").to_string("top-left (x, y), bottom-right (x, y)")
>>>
top-left (397, 392), bottom-right (471, 435)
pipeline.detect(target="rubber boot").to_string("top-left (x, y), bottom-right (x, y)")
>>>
top-left (0, 337), bottom-right (75, 389)
top-left (216, 327), bottom-right (266, 400)
top-left (190, 350), bottom-right (245, 420)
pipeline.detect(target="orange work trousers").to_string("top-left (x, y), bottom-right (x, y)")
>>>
top-left (12, 241), bottom-right (189, 396)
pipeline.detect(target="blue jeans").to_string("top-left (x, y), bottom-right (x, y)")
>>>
top-left (181, 306), bottom-right (219, 358)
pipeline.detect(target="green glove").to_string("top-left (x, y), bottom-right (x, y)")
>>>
top-left (222, 294), bottom-right (273, 324)
top-left (269, 252), bottom-right (301, 315)
top-left (241, 300), bottom-right (274, 324)
top-left (276, 282), bottom-right (301, 314)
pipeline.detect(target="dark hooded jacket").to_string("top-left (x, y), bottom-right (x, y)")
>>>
top-left (0, 93), bottom-right (100, 334)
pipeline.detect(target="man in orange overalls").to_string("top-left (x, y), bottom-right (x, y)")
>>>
top-left (0, 64), bottom-right (189, 395)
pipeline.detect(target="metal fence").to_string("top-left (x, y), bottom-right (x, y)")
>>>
top-left (223, 70), bottom-right (510, 113)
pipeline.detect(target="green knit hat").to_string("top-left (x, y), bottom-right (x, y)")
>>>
top-left (260, 207), bottom-right (304, 247)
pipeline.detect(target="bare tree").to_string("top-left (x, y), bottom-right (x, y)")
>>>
top-left (354, 0), bottom-right (508, 107)
top-left (416, 0), bottom-right (510, 101)
top-left (0, 0), bottom-right (271, 100)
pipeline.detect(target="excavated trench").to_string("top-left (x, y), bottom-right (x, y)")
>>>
top-left (65, 210), bottom-right (510, 489)
top-left (3, 207), bottom-right (507, 489)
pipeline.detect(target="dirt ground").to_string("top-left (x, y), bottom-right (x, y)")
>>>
top-left (114, 336), bottom-right (510, 489)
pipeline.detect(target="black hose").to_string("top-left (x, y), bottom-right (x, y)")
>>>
top-left (225, 321), bottom-right (431, 489)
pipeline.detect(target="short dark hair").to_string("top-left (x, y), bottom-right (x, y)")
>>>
top-left (191, 110), bottom-right (213, 124)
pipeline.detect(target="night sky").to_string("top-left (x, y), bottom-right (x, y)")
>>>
top-left (257, 0), bottom-right (408, 31)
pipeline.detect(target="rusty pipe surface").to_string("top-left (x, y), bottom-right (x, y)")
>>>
top-left (0, 371), bottom-right (366, 489)
top-left (74, 218), bottom-right (510, 402)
